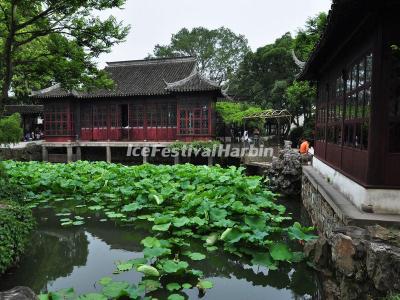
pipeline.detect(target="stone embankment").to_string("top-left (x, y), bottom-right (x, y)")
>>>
top-left (305, 225), bottom-right (400, 299)
top-left (0, 142), bottom-right (42, 161)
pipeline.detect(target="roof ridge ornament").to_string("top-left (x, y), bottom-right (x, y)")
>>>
top-left (30, 83), bottom-right (61, 96)
top-left (291, 49), bottom-right (306, 69)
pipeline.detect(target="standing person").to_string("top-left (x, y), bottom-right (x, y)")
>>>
top-left (242, 130), bottom-right (250, 148)
top-left (253, 128), bottom-right (260, 147)
top-left (299, 137), bottom-right (310, 155)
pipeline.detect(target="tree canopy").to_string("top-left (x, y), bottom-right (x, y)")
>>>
top-left (0, 0), bottom-right (130, 112)
top-left (228, 33), bottom-right (297, 106)
top-left (293, 12), bottom-right (328, 62)
top-left (150, 27), bottom-right (250, 85)
top-left (216, 102), bottom-right (264, 128)
top-left (228, 13), bottom-right (327, 135)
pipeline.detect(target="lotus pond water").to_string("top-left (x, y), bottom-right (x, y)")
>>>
top-left (2, 161), bottom-right (319, 299)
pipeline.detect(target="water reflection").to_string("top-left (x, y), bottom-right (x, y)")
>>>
top-left (0, 208), bottom-right (321, 299)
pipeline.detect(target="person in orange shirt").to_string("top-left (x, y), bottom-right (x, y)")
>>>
top-left (299, 137), bottom-right (310, 155)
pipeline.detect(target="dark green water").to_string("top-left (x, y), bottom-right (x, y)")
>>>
top-left (0, 202), bottom-right (322, 299)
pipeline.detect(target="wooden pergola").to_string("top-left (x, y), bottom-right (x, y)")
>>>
top-left (242, 109), bottom-right (292, 146)
top-left (243, 109), bottom-right (292, 121)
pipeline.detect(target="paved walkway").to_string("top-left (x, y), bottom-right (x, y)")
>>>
top-left (0, 140), bottom-right (43, 149)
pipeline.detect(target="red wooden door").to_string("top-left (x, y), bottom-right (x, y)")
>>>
top-left (109, 104), bottom-right (121, 140)
top-left (129, 103), bottom-right (145, 140)
top-left (80, 104), bottom-right (93, 140)
top-left (92, 104), bottom-right (108, 141)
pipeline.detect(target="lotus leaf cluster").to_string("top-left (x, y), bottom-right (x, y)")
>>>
top-left (4, 161), bottom-right (316, 299)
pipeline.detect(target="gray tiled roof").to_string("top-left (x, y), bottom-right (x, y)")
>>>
top-left (33, 57), bottom-right (221, 99)
top-left (165, 71), bottom-right (220, 92)
top-left (4, 105), bottom-right (44, 115)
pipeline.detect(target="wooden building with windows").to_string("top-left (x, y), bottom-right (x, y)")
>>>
top-left (33, 57), bottom-right (221, 143)
top-left (300, 0), bottom-right (400, 214)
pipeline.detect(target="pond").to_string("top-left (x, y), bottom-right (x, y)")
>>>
top-left (1, 161), bottom-right (322, 299)
top-left (0, 201), bottom-right (321, 300)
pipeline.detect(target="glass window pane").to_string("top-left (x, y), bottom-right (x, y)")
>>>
top-left (359, 58), bottom-right (366, 87)
top-left (366, 53), bottom-right (373, 83)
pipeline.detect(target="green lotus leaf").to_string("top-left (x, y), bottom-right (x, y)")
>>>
top-left (152, 223), bottom-right (171, 232)
top-left (183, 251), bottom-right (206, 261)
top-left (102, 281), bottom-right (130, 298)
top-left (116, 262), bottom-right (134, 272)
top-left (244, 215), bottom-right (267, 230)
top-left (251, 252), bottom-right (278, 270)
top-left (190, 216), bottom-right (206, 226)
top-left (269, 243), bottom-right (293, 262)
top-left (287, 222), bottom-right (317, 242)
top-left (88, 205), bottom-right (103, 211)
top-left (150, 193), bottom-right (164, 205)
top-left (77, 293), bottom-right (107, 300)
top-left (220, 228), bottom-right (246, 244)
top-left (209, 207), bottom-right (228, 221)
top-left (139, 279), bottom-right (161, 292)
top-left (121, 203), bottom-right (142, 212)
top-left (173, 216), bottom-right (190, 227)
top-left (98, 277), bottom-right (112, 286)
top-left (72, 220), bottom-right (85, 226)
top-left (141, 237), bottom-right (161, 248)
top-left (166, 282), bottom-right (181, 291)
top-left (143, 247), bottom-right (171, 258)
top-left (190, 269), bottom-right (204, 277)
top-left (161, 260), bottom-right (189, 273)
top-left (205, 233), bottom-right (218, 246)
top-left (168, 294), bottom-right (185, 300)
top-left (48, 288), bottom-right (76, 300)
top-left (197, 280), bottom-right (213, 289)
top-left (137, 265), bottom-right (160, 277)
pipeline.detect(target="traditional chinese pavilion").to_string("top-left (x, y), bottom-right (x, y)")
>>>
top-left (33, 57), bottom-right (221, 143)
top-left (300, 0), bottom-right (400, 214)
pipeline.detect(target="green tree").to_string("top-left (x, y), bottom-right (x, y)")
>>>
top-left (284, 81), bottom-right (316, 127)
top-left (151, 27), bottom-right (250, 85)
top-left (229, 33), bottom-right (297, 106)
top-left (0, 0), bottom-right (130, 113)
top-left (293, 12), bottom-right (328, 61)
top-left (229, 12), bottom-right (327, 132)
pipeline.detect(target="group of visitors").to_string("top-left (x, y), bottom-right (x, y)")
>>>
top-left (24, 128), bottom-right (43, 142)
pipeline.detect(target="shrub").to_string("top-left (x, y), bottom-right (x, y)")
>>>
top-left (168, 140), bottom-right (221, 151)
top-left (386, 294), bottom-right (400, 300)
top-left (0, 176), bottom-right (27, 201)
top-left (0, 201), bottom-right (35, 274)
top-left (0, 113), bottom-right (23, 145)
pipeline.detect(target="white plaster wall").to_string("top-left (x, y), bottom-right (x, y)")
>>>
top-left (312, 157), bottom-right (400, 214)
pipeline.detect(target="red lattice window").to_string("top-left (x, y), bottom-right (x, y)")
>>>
top-left (129, 104), bottom-right (144, 128)
top-left (44, 103), bottom-right (74, 136)
top-left (179, 102), bottom-right (210, 135)
top-left (81, 105), bottom-right (92, 129)
top-left (93, 105), bottom-right (108, 128)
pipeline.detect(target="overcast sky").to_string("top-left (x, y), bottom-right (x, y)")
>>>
top-left (97, 0), bottom-right (332, 67)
